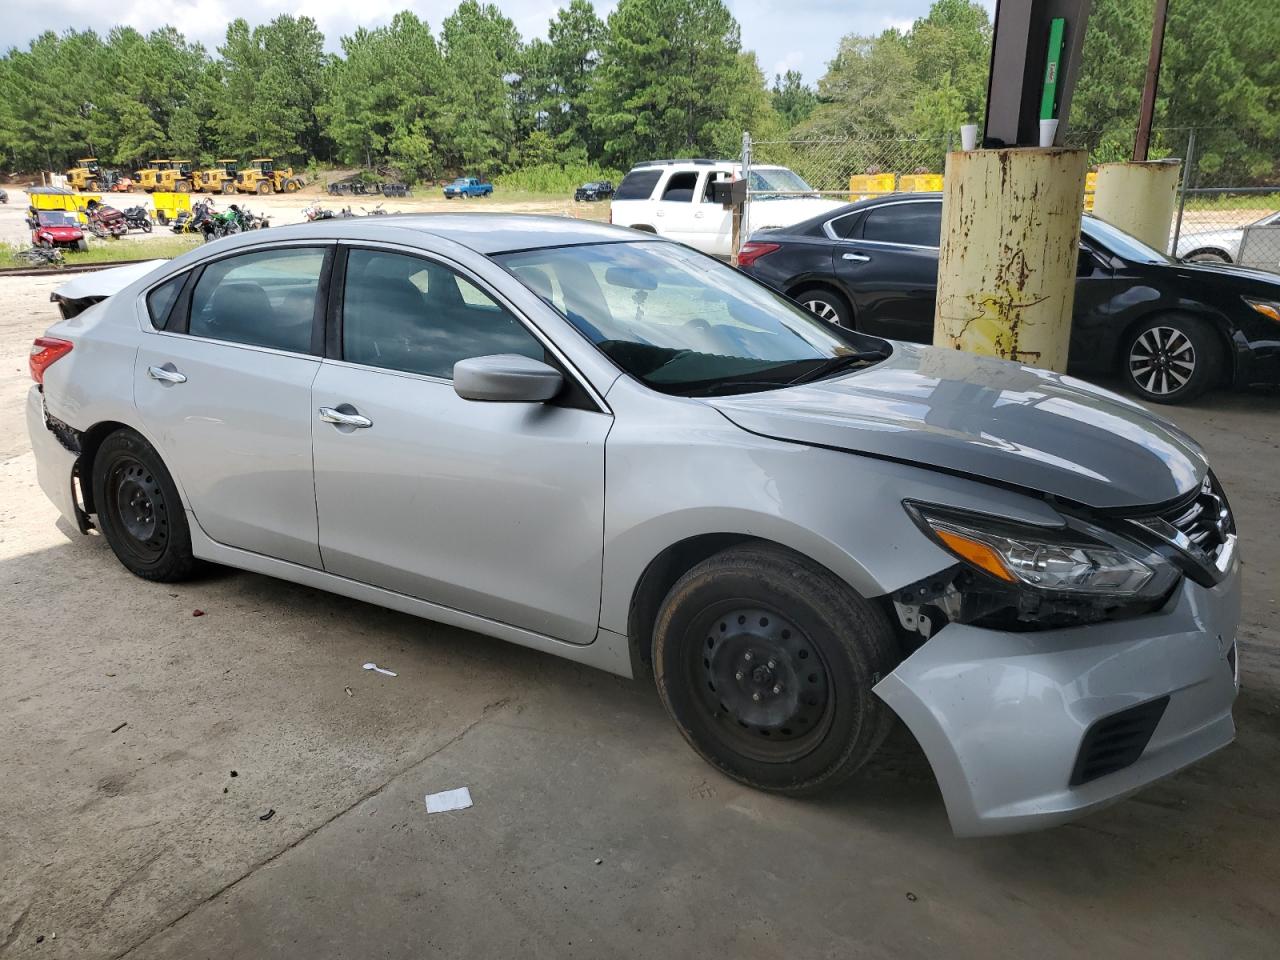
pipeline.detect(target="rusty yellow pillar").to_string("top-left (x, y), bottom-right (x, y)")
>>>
top-left (1091, 159), bottom-right (1181, 252)
top-left (934, 147), bottom-right (1088, 373)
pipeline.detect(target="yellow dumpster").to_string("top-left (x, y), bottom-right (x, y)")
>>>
top-left (849, 173), bottom-right (896, 201)
top-left (898, 173), bottom-right (944, 193)
top-left (153, 192), bottom-right (192, 225)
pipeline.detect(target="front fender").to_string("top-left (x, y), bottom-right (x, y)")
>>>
top-left (598, 379), bottom-right (1065, 637)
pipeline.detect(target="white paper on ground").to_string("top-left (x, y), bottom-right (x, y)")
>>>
top-left (425, 787), bottom-right (473, 813)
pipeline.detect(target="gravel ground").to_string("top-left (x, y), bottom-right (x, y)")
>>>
top-left (1, 272), bottom-right (1277, 959)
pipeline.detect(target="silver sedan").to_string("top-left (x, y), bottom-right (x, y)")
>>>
top-left (26, 215), bottom-right (1240, 836)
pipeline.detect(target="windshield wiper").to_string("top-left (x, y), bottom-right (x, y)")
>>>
top-left (787, 350), bottom-right (888, 386)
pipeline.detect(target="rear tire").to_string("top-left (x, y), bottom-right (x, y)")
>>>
top-left (653, 544), bottom-right (898, 794)
top-left (1122, 314), bottom-right (1223, 404)
top-left (221, 181), bottom-right (235, 195)
top-left (92, 429), bottom-right (197, 582)
top-left (793, 286), bottom-right (853, 329)
top-left (257, 182), bottom-right (272, 195)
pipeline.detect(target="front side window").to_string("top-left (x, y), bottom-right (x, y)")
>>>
top-left (497, 241), bottom-right (888, 396)
top-left (861, 203), bottom-right (942, 247)
top-left (188, 247), bottom-right (325, 353)
top-left (342, 248), bottom-right (543, 379)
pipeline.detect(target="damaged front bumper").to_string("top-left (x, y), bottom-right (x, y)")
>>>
top-left (874, 563), bottom-right (1240, 837)
top-left (26, 384), bottom-right (88, 531)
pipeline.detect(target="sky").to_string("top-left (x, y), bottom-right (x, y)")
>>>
top-left (0, 0), bottom-right (996, 85)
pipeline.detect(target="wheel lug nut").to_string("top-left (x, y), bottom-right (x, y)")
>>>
top-left (735, 671), bottom-right (743, 681)
top-left (772, 684), bottom-right (782, 694)
top-left (752, 692), bottom-right (761, 702)
top-left (743, 652), bottom-right (753, 662)
top-left (767, 659), bottom-right (776, 669)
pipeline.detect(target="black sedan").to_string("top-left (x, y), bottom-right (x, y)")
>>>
top-left (739, 193), bottom-right (1280, 403)
top-left (574, 180), bottom-right (614, 202)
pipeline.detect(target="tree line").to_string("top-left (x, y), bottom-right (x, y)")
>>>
top-left (0, 0), bottom-right (1274, 185)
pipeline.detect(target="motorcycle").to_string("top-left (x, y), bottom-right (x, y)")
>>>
top-left (85, 202), bottom-right (128, 239)
top-left (302, 202), bottom-right (353, 222)
top-left (122, 206), bottom-right (153, 233)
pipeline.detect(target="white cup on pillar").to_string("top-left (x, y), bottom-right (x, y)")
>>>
top-left (960, 124), bottom-right (979, 151)
top-left (1039, 118), bottom-right (1059, 147)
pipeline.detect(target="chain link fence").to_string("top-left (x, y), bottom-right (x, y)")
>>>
top-left (741, 127), bottom-right (1280, 272)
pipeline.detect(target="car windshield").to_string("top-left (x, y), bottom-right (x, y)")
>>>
top-left (37, 211), bottom-right (75, 226)
top-left (750, 167), bottom-right (817, 199)
top-left (496, 241), bottom-right (888, 396)
top-left (1082, 216), bottom-right (1171, 264)
top-left (451, 179), bottom-right (468, 185)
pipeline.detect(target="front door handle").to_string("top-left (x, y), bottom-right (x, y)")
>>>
top-left (147, 364), bottom-right (187, 383)
top-left (842, 252), bottom-right (872, 263)
top-left (319, 406), bottom-right (373, 429)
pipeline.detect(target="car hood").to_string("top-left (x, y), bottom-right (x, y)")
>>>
top-left (708, 343), bottom-right (1207, 510)
top-left (1172, 260), bottom-right (1280, 290)
top-left (39, 226), bottom-right (82, 237)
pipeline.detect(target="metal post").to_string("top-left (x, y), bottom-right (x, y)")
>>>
top-left (1133, 0), bottom-right (1169, 161)
top-left (735, 131), bottom-right (752, 260)
top-left (1170, 127), bottom-right (1195, 255)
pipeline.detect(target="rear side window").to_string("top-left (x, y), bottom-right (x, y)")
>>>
top-left (861, 203), bottom-right (942, 247)
top-left (661, 172), bottom-right (699, 202)
top-left (614, 170), bottom-right (662, 201)
top-left (146, 275), bottom-right (185, 329)
top-left (188, 247), bottom-right (325, 353)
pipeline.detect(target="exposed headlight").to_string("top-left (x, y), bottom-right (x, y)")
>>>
top-left (905, 503), bottom-right (1171, 598)
top-left (1244, 297), bottom-right (1280, 323)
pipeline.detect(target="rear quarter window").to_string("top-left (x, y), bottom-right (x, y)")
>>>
top-left (146, 274), bottom-right (185, 329)
top-left (614, 170), bottom-right (662, 201)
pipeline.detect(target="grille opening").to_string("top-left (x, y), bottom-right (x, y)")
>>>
top-left (1070, 696), bottom-right (1170, 787)
top-left (1158, 473), bottom-right (1233, 564)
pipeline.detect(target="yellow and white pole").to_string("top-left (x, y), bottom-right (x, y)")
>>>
top-left (933, 147), bottom-right (1089, 373)
top-left (1091, 159), bottom-right (1181, 252)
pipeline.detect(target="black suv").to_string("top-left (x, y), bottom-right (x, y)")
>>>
top-left (574, 180), bottom-right (614, 202)
top-left (739, 193), bottom-right (1280, 404)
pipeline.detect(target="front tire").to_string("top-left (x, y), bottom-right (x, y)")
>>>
top-left (92, 429), bottom-right (197, 582)
top-left (1122, 314), bottom-right (1222, 404)
top-left (653, 544), bottom-right (898, 794)
top-left (793, 286), bottom-right (853, 329)
top-left (76, 238), bottom-right (88, 252)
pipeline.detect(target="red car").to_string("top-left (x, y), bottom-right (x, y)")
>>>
top-left (28, 209), bottom-right (88, 252)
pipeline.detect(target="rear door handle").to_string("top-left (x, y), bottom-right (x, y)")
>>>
top-left (147, 364), bottom-right (186, 383)
top-left (319, 406), bottom-right (372, 429)
top-left (842, 252), bottom-right (871, 263)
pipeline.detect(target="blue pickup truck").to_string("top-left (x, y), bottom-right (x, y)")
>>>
top-left (443, 177), bottom-right (493, 199)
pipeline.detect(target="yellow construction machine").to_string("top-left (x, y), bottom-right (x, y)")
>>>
top-left (136, 160), bottom-right (194, 193)
top-left (193, 160), bottom-right (239, 194)
top-left (235, 158), bottom-right (304, 194)
top-left (66, 158), bottom-right (104, 192)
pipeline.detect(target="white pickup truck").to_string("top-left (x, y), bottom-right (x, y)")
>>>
top-left (608, 159), bottom-right (844, 257)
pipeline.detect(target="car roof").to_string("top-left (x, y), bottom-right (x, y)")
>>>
top-left (199, 214), bottom-right (644, 256)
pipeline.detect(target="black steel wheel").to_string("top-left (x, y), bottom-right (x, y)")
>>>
top-left (654, 544), bottom-right (898, 794)
top-left (92, 429), bottom-right (197, 581)
top-left (693, 605), bottom-right (833, 762)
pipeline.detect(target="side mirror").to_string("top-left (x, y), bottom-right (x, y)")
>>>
top-left (453, 354), bottom-right (564, 403)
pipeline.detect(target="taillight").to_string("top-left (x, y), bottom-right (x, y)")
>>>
top-left (736, 241), bottom-right (779, 269)
top-left (29, 337), bottom-right (73, 384)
